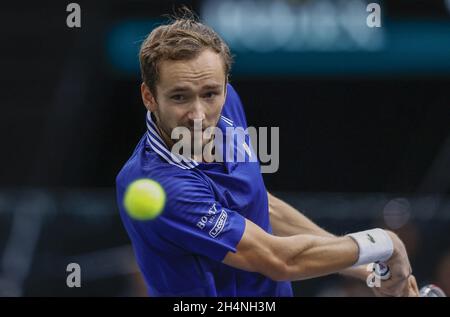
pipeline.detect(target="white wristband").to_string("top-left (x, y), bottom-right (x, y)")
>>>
top-left (347, 228), bottom-right (394, 267)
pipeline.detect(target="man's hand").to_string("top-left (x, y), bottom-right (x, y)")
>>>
top-left (372, 231), bottom-right (419, 297)
top-left (373, 274), bottom-right (419, 297)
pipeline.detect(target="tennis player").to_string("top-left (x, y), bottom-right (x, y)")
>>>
top-left (116, 10), bottom-right (419, 297)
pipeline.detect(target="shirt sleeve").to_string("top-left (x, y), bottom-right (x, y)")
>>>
top-left (131, 171), bottom-right (247, 262)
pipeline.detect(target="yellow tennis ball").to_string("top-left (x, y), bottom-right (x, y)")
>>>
top-left (123, 179), bottom-right (166, 220)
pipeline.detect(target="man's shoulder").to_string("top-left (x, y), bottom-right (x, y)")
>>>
top-left (116, 136), bottom-right (171, 185)
top-left (223, 83), bottom-right (248, 128)
top-left (225, 83), bottom-right (242, 109)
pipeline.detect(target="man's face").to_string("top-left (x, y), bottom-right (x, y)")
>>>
top-left (142, 49), bottom-right (227, 150)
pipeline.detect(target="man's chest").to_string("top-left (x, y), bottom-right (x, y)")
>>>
top-left (202, 163), bottom-right (269, 222)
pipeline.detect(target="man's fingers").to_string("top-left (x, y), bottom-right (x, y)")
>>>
top-left (370, 272), bottom-right (412, 297)
top-left (373, 282), bottom-right (405, 297)
top-left (378, 276), bottom-right (409, 293)
top-left (407, 275), bottom-right (420, 297)
top-left (371, 286), bottom-right (385, 297)
top-left (375, 275), bottom-right (419, 297)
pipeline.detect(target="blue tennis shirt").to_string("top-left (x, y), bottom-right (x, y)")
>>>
top-left (116, 84), bottom-right (293, 296)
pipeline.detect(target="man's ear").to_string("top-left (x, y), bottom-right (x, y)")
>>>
top-left (141, 83), bottom-right (158, 112)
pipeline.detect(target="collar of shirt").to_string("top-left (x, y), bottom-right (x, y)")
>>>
top-left (145, 111), bottom-right (199, 170)
top-left (145, 111), bottom-right (239, 172)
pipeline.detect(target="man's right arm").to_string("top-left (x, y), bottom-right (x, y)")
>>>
top-left (223, 219), bottom-right (359, 281)
top-left (223, 218), bottom-right (412, 294)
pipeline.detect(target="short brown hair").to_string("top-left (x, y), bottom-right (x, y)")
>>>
top-left (139, 8), bottom-right (233, 94)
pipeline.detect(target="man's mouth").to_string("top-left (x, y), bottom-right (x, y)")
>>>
top-left (189, 127), bottom-right (207, 133)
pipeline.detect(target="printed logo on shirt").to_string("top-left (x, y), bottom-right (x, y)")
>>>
top-left (196, 203), bottom-right (218, 230)
top-left (209, 209), bottom-right (228, 238)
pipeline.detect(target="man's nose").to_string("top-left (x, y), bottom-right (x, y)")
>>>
top-left (187, 99), bottom-right (206, 122)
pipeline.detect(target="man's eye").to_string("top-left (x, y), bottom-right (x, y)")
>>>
top-left (171, 95), bottom-right (185, 101)
top-left (204, 92), bottom-right (218, 99)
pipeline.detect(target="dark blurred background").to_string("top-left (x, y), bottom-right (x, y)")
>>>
top-left (0, 0), bottom-right (449, 296)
